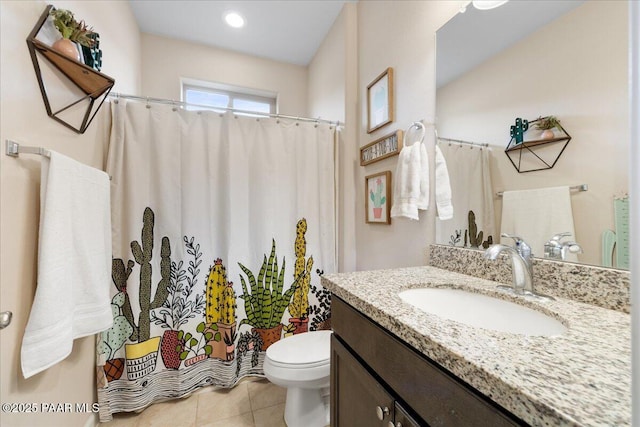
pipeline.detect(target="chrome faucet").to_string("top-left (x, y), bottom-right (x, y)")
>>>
top-left (484, 233), bottom-right (534, 296)
top-left (544, 232), bottom-right (583, 260)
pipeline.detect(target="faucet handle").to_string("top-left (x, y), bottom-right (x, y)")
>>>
top-left (549, 232), bottom-right (572, 242)
top-left (501, 233), bottom-right (522, 242)
top-left (501, 233), bottom-right (532, 257)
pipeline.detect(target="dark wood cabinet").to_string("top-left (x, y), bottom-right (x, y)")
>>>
top-left (331, 296), bottom-right (526, 427)
top-left (331, 336), bottom-right (395, 426)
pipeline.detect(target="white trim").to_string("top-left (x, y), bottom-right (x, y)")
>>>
top-left (630, 1), bottom-right (639, 425)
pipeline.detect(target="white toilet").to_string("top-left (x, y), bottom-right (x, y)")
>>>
top-left (263, 330), bottom-right (332, 427)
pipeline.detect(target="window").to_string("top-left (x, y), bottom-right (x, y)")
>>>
top-left (181, 79), bottom-right (277, 115)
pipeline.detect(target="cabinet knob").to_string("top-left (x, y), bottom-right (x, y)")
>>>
top-left (376, 405), bottom-right (390, 420)
top-left (387, 422), bottom-right (401, 427)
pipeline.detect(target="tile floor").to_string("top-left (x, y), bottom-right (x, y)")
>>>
top-left (99, 377), bottom-right (288, 427)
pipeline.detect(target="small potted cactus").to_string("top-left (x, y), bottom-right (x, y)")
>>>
top-left (97, 292), bottom-right (133, 382)
top-left (369, 178), bottom-right (386, 219)
top-left (288, 219), bottom-right (313, 334)
top-left (205, 258), bottom-right (238, 360)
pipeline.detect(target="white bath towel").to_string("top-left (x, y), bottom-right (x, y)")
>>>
top-left (390, 141), bottom-right (429, 220)
top-left (434, 145), bottom-right (453, 220)
top-left (500, 186), bottom-right (577, 261)
top-left (21, 151), bottom-right (113, 378)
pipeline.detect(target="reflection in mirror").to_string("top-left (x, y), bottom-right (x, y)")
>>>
top-left (435, 1), bottom-right (629, 269)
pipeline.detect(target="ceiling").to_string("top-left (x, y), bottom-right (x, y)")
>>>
top-left (129, 0), bottom-right (349, 66)
top-left (436, 0), bottom-right (585, 89)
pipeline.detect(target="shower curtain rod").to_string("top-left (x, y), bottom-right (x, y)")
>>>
top-left (437, 136), bottom-right (489, 148)
top-left (109, 93), bottom-right (342, 127)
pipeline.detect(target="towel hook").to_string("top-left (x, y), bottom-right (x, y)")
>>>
top-left (404, 121), bottom-right (425, 147)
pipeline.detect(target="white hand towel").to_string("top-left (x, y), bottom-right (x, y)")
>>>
top-left (434, 145), bottom-right (453, 220)
top-left (21, 151), bottom-right (113, 378)
top-left (391, 141), bottom-right (429, 220)
top-left (500, 186), bottom-right (576, 261)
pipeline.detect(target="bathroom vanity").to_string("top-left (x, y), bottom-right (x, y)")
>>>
top-left (322, 263), bottom-right (631, 426)
top-left (331, 296), bottom-right (522, 426)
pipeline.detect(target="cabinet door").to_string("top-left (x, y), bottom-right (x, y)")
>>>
top-left (331, 335), bottom-right (395, 426)
top-left (393, 402), bottom-right (423, 427)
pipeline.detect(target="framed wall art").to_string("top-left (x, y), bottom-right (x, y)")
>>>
top-left (367, 67), bottom-right (394, 133)
top-left (360, 130), bottom-right (403, 166)
top-left (365, 171), bottom-right (392, 224)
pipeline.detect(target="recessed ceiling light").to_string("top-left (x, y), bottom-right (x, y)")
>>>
top-left (225, 12), bottom-right (245, 28)
top-left (472, 0), bottom-right (509, 10)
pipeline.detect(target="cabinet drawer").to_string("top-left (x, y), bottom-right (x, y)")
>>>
top-left (332, 296), bottom-right (524, 426)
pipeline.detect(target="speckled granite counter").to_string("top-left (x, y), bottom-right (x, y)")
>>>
top-left (321, 266), bottom-right (631, 426)
top-left (429, 245), bottom-right (630, 313)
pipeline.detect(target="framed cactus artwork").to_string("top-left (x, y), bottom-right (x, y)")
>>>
top-left (365, 171), bottom-right (391, 224)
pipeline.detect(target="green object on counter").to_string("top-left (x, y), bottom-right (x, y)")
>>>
top-left (614, 197), bottom-right (629, 269)
top-left (601, 229), bottom-right (615, 268)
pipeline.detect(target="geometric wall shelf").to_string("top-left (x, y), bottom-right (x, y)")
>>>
top-left (26, 5), bottom-right (114, 134)
top-left (505, 116), bottom-right (571, 173)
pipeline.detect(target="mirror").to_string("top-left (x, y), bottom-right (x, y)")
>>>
top-left (435, 1), bottom-right (629, 269)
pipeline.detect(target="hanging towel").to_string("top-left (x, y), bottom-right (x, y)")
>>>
top-left (500, 186), bottom-right (577, 261)
top-left (390, 140), bottom-right (429, 220)
top-left (21, 151), bottom-right (113, 379)
top-left (434, 145), bottom-right (453, 220)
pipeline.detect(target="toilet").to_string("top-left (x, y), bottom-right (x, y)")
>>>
top-left (263, 330), bottom-right (332, 427)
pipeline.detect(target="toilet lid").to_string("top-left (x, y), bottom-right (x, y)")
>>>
top-left (266, 330), bottom-right (332, 366)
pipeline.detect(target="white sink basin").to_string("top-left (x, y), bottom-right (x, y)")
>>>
top-left (398, 288), bottom-right (567, 336)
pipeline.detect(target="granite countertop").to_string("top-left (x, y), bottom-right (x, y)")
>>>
top-left (321, 266), bottom-right (631, 427)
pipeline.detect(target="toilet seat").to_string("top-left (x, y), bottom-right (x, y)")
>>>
top-left (264, 330), bottom-right (332, 386)
top-left (266, 330), bottom-right (332, 366)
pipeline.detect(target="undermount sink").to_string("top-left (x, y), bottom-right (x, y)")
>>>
top-left (398, 288), bottom-right (567, 336)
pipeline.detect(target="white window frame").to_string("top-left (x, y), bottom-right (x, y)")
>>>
top-left (180, 77), bottom-right (278, 115)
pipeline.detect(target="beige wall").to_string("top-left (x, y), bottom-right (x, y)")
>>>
top-left (140, 33), bottom-right (308, 116)
top-left (307, 3), bottom-right (358, 272)
top-left (355, 1), bottom-right (464, 270)
top-left (0, 1), bottom-right (141, 426)
top-left (437, 1), bottom-right (628, 266)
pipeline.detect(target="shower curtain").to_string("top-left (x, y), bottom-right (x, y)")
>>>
top-left (96, 100), bottom-right (336, 421)
top-left (435, 142), bottom-right (495, 249)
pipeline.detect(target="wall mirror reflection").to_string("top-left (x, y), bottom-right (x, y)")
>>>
top-left (435, 0), bottom-right (629, 269)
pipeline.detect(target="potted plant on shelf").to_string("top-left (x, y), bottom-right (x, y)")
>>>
top-left (50, 8), bottom-right (96, 61)
top-left (535, 116), bottom-right (561, 140)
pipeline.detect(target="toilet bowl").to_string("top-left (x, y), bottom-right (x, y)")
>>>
top-left (263, 330), bottom-right (332, 427)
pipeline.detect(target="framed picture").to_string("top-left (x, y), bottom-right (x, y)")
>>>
top-left (367, 67), bottom-right (394, 133)
top-left (365, 171), bottom-right (392, 224)
top-left (360, 130), bottom-right (403, 166)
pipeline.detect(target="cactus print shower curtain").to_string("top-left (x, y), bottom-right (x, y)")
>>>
top-left (435, 142), bottom-right (496, 249)
top-left (97, 100), bottom-right (336, 421)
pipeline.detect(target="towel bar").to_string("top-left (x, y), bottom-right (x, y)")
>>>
top-left (6, 139), bottom-right (112, 180)
top-left (496, 184), bottom-right (588, 197)
top-left (5, 140), bottom-right (50, 158)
